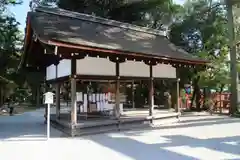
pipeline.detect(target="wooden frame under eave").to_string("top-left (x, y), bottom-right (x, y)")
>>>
top-left (46, 75), bottom-right (178, 84)
top-left (38, 38), bottom-right (208, 66)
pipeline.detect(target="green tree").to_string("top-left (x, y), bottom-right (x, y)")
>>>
top-left (40, 0), bottom-right (182, 28)
top-left (0, 0), bottom-right (25, 106)
top-left (169, 0), bottom-right (230, 110)
top-left (233, 5), bottom-right (240, 60)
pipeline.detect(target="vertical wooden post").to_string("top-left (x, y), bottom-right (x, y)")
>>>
top-left (149, 64), bottom-right (154, 120)
top-left (115, 60), bottom-right (120, 119)
top-left (132, 80), bottom-right (135, 109)
top-left (56, 83), bottom-right (60, 119)
top-left (71, 58), bottom-right (77, 125)
top-left (176, 78), bottom-right (180, 116)
top-left (0, 86), bottom-right (2, 107)
top-left (55, 63), bottom-right (60, 119)
top-left (116, 79), bottom-right (120, 118)
top-left (71, 78), bottom-right (77, 124)
top-left (36, 85), bottom-right (40, 107)
top-left (43, 79), bottom-right (47, 124)
top-left (226, 0), bottom-right (238, 114)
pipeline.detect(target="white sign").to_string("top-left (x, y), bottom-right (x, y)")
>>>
top-left (43, 91), bottom-right (54, 140)
top-left (44, 92), bottom-right (55, 104)
top-left (76, 92), bottom-right (83, 101)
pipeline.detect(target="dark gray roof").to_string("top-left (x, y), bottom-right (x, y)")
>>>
top-left (28, 6), bottom-right (207, 63)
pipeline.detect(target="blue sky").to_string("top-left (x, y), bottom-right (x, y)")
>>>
top-left (9, 0), bottom-right (185, 32)
top-left (9, 0), bottom-right (30, 32)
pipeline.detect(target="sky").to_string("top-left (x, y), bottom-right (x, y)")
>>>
top-left (9, 0), bottom-right (185, 32)
top-left (9, 0), bottom-right (31, 32)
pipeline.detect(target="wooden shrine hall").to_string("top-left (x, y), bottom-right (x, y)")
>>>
top-left (21, 6), bottom-right (208, 136)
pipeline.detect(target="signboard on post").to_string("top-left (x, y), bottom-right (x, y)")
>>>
top-left (44, 92), bottom-right (54, 104)
top-left (44, 92), bottom-right (54, 140)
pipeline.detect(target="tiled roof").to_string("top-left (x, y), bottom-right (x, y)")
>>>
top-left (28, 6), bottom-right (207, 63)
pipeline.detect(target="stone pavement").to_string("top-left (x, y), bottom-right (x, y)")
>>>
top-left (0, 109), bottom-right (240, 160)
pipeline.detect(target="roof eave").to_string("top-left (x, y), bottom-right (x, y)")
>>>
top-left (38, 38), bottom-right (208, 65)
top-left (18, 13), bottom-right (32, 71)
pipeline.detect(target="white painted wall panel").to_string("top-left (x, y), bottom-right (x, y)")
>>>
top-left (76, 57), bottom-right (116, 76)
top-left (153, 64), bottom-right (176, 78)
top-left (57, 59), bottom-right (71, 78)
top-left (120, 61), bottom-right (149, 77)
top-left (46, 64), bottom-right (56, 80)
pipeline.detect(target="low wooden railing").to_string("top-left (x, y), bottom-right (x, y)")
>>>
top-left (179, 93), bottom-right (231, 111)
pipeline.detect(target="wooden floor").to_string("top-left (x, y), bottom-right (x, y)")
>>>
top-left (121, 108), bottom-right (178, 118)
top-left (50, 108), bottom-right (179, 136)
top-left (53, 109), bottom-right (178, 126)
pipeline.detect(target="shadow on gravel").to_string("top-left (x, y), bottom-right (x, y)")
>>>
top-left (88, 134), bottom-right (240, 160)
top-left (0, 109), bottom-right (66, 141)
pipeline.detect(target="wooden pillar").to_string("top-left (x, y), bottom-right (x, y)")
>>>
top-left (176, 78), bottom-right (180, 114)
top-left (56, 83), bottom-right (60, 119)
top-left (0, 85), bottom-right (2, 107)
top-left (149, 64), bottom-right (154, 118)
top-left (43, 80), bottom-right (47, 124)
top-left (71, 58), bottom-right (77, 125)
top-left (115, 61), bottom-right (120, 119)
top-left (71, 78), bottom-right (77, 124)
top-left (55, 63), bottom-right (60, 119)
top-left (36, 85), bottom-right (40, 107)
top-left (115, 79), bottom-right (120, 118)
top-left (132, 80), bottom-right (135, 109)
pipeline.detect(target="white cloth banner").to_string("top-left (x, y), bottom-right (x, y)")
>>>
top-left (92, 94), bottom-right (96, 102)
top-left (96, 94), bottom-right (100, 101)
top-left (76, 92), bottom-right (83, 102)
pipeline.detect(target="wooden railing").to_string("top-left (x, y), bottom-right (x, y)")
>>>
top-left (179, 93), bottom-right (230, 111)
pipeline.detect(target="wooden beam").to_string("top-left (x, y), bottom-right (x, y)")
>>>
top-left (23, 15), bottom-right (32, 55)
top-left (132, 80), bottom-right (135, 109)
top-left (43, 80), bottom-right (48, 124)
top-left (149, 64), bottom-right (154, 122)
top-left (71, 58), bottom-right (77, 76)
top-left (56, 83), bottom-right (60, 119)
top-left (176, 78), bottom-right (180, 114)
top-left (71, 77), bottom-right (77, 125)
top-left (115, 60), bottom-right (120, 119)
top-left (36, 84), bottom-right (40, 107)
top-left (69, 54), bottom-right (78, 125)
top-left (39, 39), bottom-right (208, 65)
top-left (55, 63), bottom-right (60, 119)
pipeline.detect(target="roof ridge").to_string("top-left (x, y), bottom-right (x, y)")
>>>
top-left (35, 6), bottom-right (166, 37)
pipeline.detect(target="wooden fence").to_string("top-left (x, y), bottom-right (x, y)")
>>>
top-left (180, 93), bottom-right (230, 111)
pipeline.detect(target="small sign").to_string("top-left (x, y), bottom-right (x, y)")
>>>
top-left (44, 92), bottom-right (55, 104)
top-left (43, 91), bottom-right (54, 140)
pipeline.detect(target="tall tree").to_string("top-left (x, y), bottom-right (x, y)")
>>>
top-left (233, 4), bottom-right (240, 57)
top-left (169, 0), bottom-right (230, 110)
top-left (39, 0), bottom-right (182, 29)
top-left (0, 0), bottom-right (24, 105)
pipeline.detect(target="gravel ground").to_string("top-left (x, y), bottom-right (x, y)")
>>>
top-left (0, 109), bottom-right (240, 160)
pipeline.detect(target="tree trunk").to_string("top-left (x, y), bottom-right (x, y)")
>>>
top-left (190, 76), bottom-right (200, 111)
